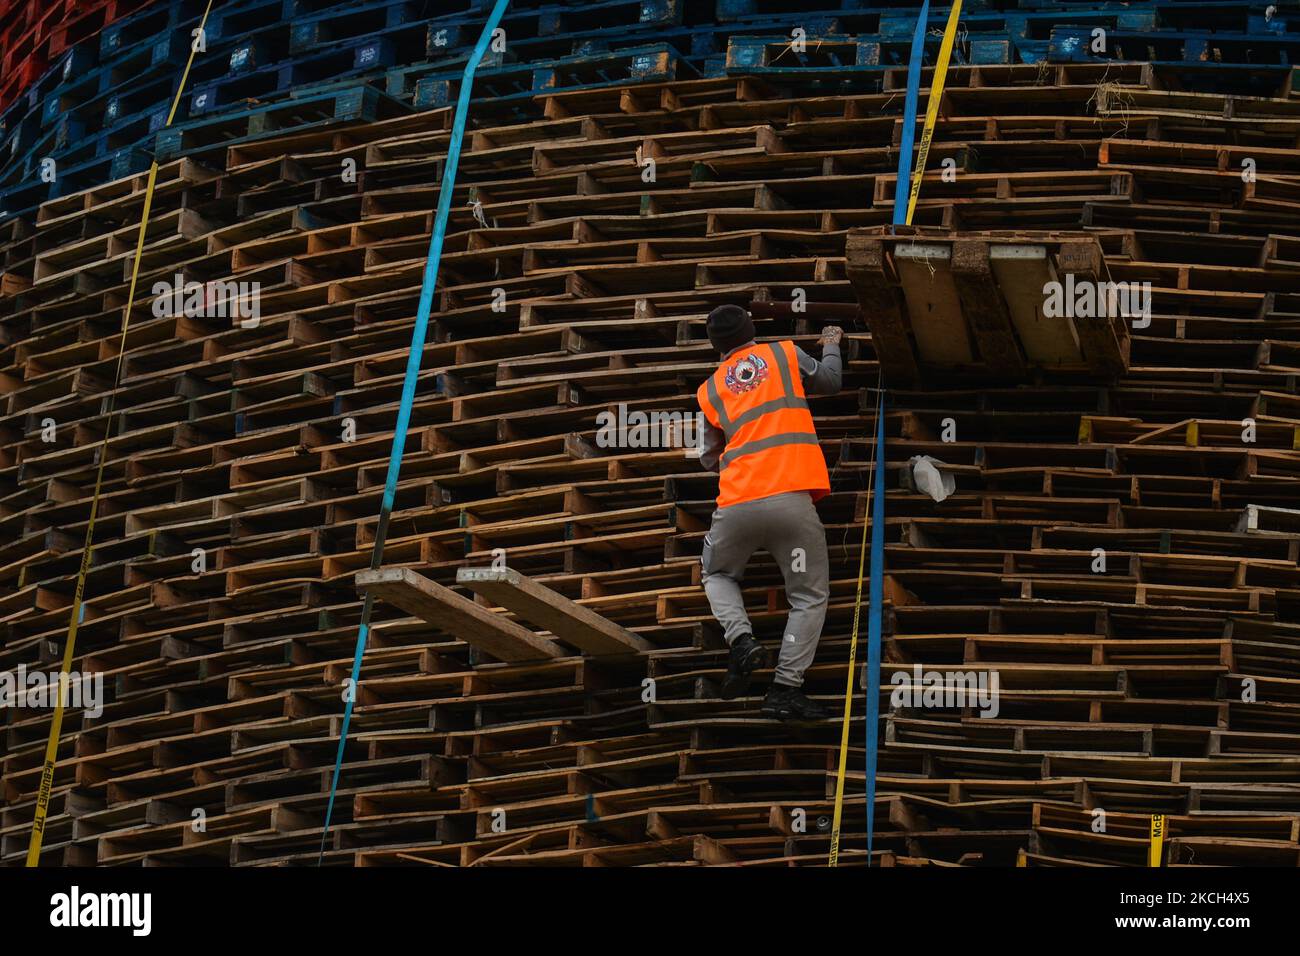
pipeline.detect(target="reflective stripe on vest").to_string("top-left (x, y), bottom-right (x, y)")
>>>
top-left (720, 431), bottom-right (820, 469)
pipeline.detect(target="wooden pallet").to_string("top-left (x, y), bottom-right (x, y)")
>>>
top-left (846, 227), bottom-right (1130, 383)
top-left (3, 62), bottom-right (1300, 868)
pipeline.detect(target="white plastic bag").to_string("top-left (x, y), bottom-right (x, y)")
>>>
top-left (909, 456), bottom-right (955, 503)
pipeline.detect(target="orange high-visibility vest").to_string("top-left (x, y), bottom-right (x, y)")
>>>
top-left (696, 340), bottom-right (830, 508)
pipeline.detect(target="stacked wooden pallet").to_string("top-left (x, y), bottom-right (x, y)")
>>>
top-left (3, 57), bottom-right (1300, 866)
top-left (6, 0), bottom-right (1299, 220)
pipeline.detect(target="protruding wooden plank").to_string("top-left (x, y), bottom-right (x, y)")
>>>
top-left (1056, 239), bottom-right (1129, 377)
top-left (357, 567), bottom-right (562, 661)
top-left (893, 243), bottom-right (975, 365)
top-left (457, 566), bottom-right (651, 655)
top-left (989, 244), bottom-right (1083, 365)
top-left (844, 230), bottom-right (920, 382)
top-left (950, 238), bottom-right (1028, 379)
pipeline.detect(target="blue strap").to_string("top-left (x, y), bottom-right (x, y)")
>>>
top-left (865, 393), bottom-right (886, 862)
top-left (893, 0), bottom-right (931, 226)
top-left (318, 0), bottom-right (512, 863)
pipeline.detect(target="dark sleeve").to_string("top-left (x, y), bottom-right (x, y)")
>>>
top-left (795, 343), bottom-right (842, 396)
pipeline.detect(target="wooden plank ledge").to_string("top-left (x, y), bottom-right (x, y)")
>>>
top-left (356, 567), bottom-right (563, 662)
top-left (457, 566), bottom-right (652, 655)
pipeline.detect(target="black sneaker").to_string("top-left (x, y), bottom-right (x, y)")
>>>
top-left (720, 634), bottom-right (768, 699)
top-left (761, 683), bottom-right (828, 721)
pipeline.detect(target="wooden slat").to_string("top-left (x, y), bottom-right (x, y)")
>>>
top-left (356, 568), bottom-right (563, 662)
top-left (989, 244), bottom-right (1084, 366)
top-left (844, 230), bottom-right (920, 382)
top-left (950, 238), bottom-right (1028, 380)
top-left (457, 566), bottom-right (651, 655)
top-left (1056, 239), bottom-right (1129, 376)
top-left (894, 243), bottom-right (975, 365)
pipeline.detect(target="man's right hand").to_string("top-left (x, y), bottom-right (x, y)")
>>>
top-left (819, 325), bottom-right (843, 347)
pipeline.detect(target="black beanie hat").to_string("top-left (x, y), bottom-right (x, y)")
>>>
top-left (706, 304), bottom-right (756, 355)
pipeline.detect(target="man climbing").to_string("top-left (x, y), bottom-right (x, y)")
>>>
top-left (695, 304), bottom-right (842, 721)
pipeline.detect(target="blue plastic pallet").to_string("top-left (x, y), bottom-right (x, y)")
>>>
top-left (3, 0), bottom-right (1298, 231)
top-left (154, 83), bottom-right (410, 161)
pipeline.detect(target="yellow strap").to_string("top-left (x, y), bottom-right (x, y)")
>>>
top-left (904, 0), bottom-right (964, 225)
top-left (827, 487), bottom-right (868, 866)
top-left (26, 0), bottom-right (214, 868)
top-left (1148, 813), bottom-right (1166, 866)
top-left (828, 388), bottom-right (880, 866)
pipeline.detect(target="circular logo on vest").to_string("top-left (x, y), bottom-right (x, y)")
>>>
top-left (724, 352), bottom-right (769, 394)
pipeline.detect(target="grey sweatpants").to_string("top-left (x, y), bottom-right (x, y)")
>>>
top-left (700, 491), bottom-right (830, 688)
